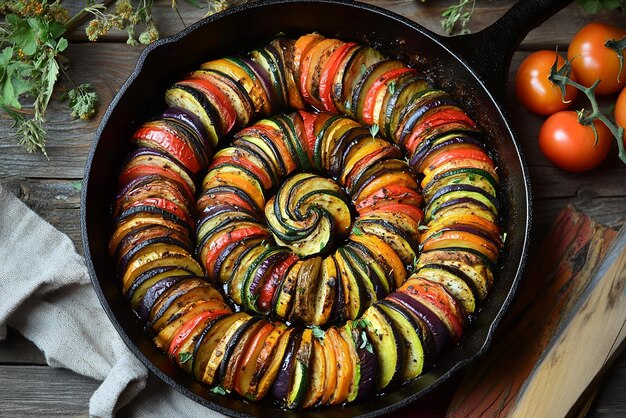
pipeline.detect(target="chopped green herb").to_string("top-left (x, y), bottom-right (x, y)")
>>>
top-left (210, 385), bottom-right (228, 396)
top-left (369, 123), bottom-right (379, 138)
top-left (70, 180), bottom-right (82, 191)
top-left (178, 352), bottom-right (192, 364)
top-left (430, 231), bottom-right (444, 239)
top-left (418, 225), bottom-right (429, 231)
top-left (360, 63), bottom-right (367, 76)
top-left (354, 318), bottom-right (371, 329)
top-left (389, 80), bottom-right (396, 94)
top-left (311, 325), bottom-right (325, 340)
top-left (452, 178), bottom-right (463, 184)
top-left (352, 226), bottom-right (364, 236)
top-left (468, 174), bottom-right (476, 181)
top-left (359, 330), bottom-right (368, 349)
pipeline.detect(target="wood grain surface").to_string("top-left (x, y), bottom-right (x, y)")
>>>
top-left (1, 0), bottom-right (625, 416)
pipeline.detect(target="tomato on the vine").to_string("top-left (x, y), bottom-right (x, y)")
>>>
top-left (539, 111), bottom-right (612, 172)
top-left (515, 50), bottom-right (578, 115)
top-left (568, 22), bottom-right (626, 96)
top-left (616, 87), bottom-right (626, 129)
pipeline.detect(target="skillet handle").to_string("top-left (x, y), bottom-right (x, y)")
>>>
top-left (438, 0), bottom-right (572, 100)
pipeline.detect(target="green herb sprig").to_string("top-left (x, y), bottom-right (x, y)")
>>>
top-left (440, 0), bottom-right (475, 36)
top-left (576, 0), bottom-right (624, 13)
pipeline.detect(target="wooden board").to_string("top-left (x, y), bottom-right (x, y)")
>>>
top-left (448, 206), bottom-right (626, 417)
top-left (0, 365), bottom-right (99, 416)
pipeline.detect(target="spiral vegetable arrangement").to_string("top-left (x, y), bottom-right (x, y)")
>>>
top-left (110, 32), bottom-right (502, 408)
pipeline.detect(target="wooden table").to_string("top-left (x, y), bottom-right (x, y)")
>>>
top-left (1, 1), bottom-right (624, 416)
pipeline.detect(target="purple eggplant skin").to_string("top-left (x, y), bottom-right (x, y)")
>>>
top-left (271, 329), bottom-right (303, 402)
top-left (191, 313), bottom-right (233, 380)
top-left (115, 173), bottom-right (194, 204)
top-left (161, 106), bottom-right (211, 151)
top-left (196, 204), bottom-right (259, 233)
top-left (424, 225), bottom-right (502, 250)
top-left (398, 96), bottom-right (456, 146)
top-left (117, 236), bottom-right (191, 278)
top-left (409, 133), bottom-right (483, 169)
top-left (240, 56), bottom-right (278, 110)
top-left (134, 274), bottom-right (192, 322)
top-left (123, 147), bottom-right (195, 181)
top-left (200, 185), bottom-right (263, 214)
top-left (351, 324), bottom-right (378, 402)
top-left (248, 252), bottom-right (290, 304)
top-left (169, 82), bottom-right (222, 138)
top-left (429, 184), bottom-right (500, 210)
top-left (115, 205), bottom-right (193, 235)
top-left (328, 257), bottom-right (346, 324)
top-left (126, 265), bottom-right (176, 302)
top-left (417, 263), bottom-right (480, 305)
top-left (212, 236), bottom-right (257, 281)
top-left (388, 291), bottom-right (450, 356)
top-left (431, 196), bottom-right (493, 218)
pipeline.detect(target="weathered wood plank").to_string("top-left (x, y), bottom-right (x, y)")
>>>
top-left (589, 358), bottom-right (626, 418)
top-left (0, 328), bottom-right (46, 366)
top-left (0, 365), bottom-right (98, 416)
top-left (63, 0), bottom-right (626, 50)
top-left (0, 43), bottom-right (140, 179)
top-left (0, 178), bottom-right (83, 254)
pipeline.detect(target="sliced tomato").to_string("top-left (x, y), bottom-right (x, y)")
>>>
top-left (296, 110), bottom-right (318, 161)
top-left (425, 147), bottom-right (493, 173)
top-left (203, 226), bottom-right (270, 275)
top-left (293, 33), bottom-right (325, 77)
top-left (168, 309), bottom-right (229, 358)
top-left (197, 191), bottom-right (258, 215)
top-left (404, 107), bottom-right (477, 153)
top-left (327, 327), bottom-right (352, 405)
top-left (235, 322), bottom-right (275, 395)
top-left (133, 124), bottom-right (202, 173)
top-left (362, 67), bottom-right (414, 125)
top-left (210, 154), bottom-right (272, 191)
top-left (128, 198), bottom-right (193, 228)
top-left (360, 203), bottom-right (424, 225)
top-left (298, 36), bottom-right (325, 103)
top-left (355, 184), bottom-right (423, 211)
top-left (185, 77), bottom-right (237, 135)
top-left (420, 229), bottom-right (500, 262)
top-left (354, 171), bottom-right (419, 204)
top-left (256, 254), bottom-right (299, 314)
top-left (319, 42), bottom-right (357, 113)
top-left (399, 278), bottom-right (464, 342)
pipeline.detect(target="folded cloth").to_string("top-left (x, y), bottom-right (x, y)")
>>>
top-left (0, 183), bottom-right (225, 418)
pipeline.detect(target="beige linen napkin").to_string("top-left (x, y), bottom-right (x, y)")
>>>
top-left (0, 182), bottom-right (225, 418)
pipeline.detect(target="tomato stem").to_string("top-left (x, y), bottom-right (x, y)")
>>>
top-left (549, 59), bottom-right (626, 166)
top-left (605, 36), bottom-right (626, 83)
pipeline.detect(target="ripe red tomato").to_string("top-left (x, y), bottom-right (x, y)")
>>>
top-left (539, 111), bottom-right (612, 172)
top-left (616, 87), bottom-right (626, 129)
top-left (515, 50), bottom-right (578, 115)
top-left (568, 22), bottom-right (626, 96)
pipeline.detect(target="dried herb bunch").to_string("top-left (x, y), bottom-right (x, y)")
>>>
top-left (0, 0), bottom-right (240, 155)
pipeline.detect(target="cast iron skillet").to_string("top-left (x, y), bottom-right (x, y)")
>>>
top-left (82, 0), bottom-right (571, 416)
